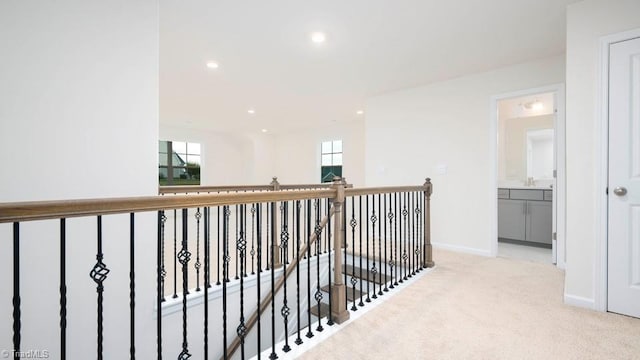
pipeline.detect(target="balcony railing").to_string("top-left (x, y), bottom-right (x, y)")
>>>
top-left (0, 177), bottom-right (433, 360)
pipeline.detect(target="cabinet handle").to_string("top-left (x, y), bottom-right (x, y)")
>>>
top-left (523, 202), bottom-right (526, 214)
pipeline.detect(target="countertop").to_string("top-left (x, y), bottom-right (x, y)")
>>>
top-left (498, 185), bottom-right (553, 190)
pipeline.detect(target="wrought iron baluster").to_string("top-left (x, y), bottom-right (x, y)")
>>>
top-left (408, 193), bottom-right (413, 278)
top-left (394, 194), bottom-right (399, 286)
top-left (371, 195), bottom-right (378, 300)
top-left (13, 222), bottom-right (21, 359)
top-left (265, 204), bottom-right (270, 271)
top-left (314, 199), bottom-right (324, 332)
top-left (60, 219), bottom-right (67, 360)
top-left (244, 204), bottom-right (249, 277)
top-left (195, 208), bottom-right (202, 291)
top-left (204, 207), bottom-right (210, 360)
top-left (269, 201), bottom-right (278, 360)
top-left (358, 197), bottom-right (364, 307)
top-left (349, 197), bottom-right (358, 311)
top-left (235, 206), bottom-right (240, 280)
top-left (160, 213), bottom-right (166, 301)
top-left (129, 213), bottom-right (136, 359)
top-left (90, 216), bottom-right (110, 360)
top-left (281, 202), bottom-right (292, 352)
top-left (378, 194), bottom-right (383, 296)
top-left (156, 212), bottom-right (163, 360)
top-left (238, 205), bottom-right (248, 359)
top-left (365, 196), bottom-right (370, 303)
top-left (326, 198), bottom-right (334, 326)
top-left (383, 194), bottom-right (389, 292)
top-left (412, 192), bottom-right (418, 275)
top-left (343, 200), bottom-right (348, 310)
top-left (305, 200), bottom-right (314, 339)
top-left (418, 192), bottom-right (424, 270)
top-left (177, 209), bottom-right (192, 360)
top-left (222, 205), bottom-right (230, 359)
top-left (402, 193), bottom-right (409, 281)
top-left (256, 204), bottom-right (262, 359)
top-left (388, 195), bottom-right (395, 290)
top-left (217, 207), bottom-right (221, 286)
top-left (251, 205), bottom-right (256, 275)
top-left (173, 209), bottom-right (178, 298)
top-left (295, 200), bottom-right (303, 345)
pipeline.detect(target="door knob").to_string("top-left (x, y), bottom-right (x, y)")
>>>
top-left (613, 187), bottom-right (627, 196)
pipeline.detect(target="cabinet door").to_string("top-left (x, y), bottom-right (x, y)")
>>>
top-left (526, 201), bottom-right (552, 244)
top-left (498, 199), bottom-right (526, 241)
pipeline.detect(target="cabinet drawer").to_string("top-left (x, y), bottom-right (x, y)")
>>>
top-left (509, 189), bottom-right (544, 201)
top-left (497, 188), bottom-right (510, 199)
top-left (543, 190), bottom-right (553, 201)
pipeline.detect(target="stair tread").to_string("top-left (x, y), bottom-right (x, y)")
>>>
top-left (342, 265), bottom-right (391, 284)
top-left (320, 284), bottom-right (363, 302)
top-left (309, 302), bottom-right (330, 318)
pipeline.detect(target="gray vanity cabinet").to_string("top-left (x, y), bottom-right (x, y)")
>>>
top-left (498, 188), bottom-right (552, 245)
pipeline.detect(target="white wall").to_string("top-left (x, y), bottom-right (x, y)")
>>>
top-left (565, 0), bottom-right (640, 308)
top-left (160, 124), bottom-right (276, 185)
top-left (0, 1), bottom-right (158, 358)
top-left (365, 55), bottom-right (565, 255)
top-left (273, 119), bottom-right (365, 186)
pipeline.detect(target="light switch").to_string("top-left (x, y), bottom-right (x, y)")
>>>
top-left (435, 164), bottom-right (448, 175)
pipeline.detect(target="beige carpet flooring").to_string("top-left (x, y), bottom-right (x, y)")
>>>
top-left (299, 249), bottom-right (640, 360)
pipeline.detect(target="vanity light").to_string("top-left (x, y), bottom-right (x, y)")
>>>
top-left (248, 109), bottom-right (256, 115)
top-left (261, 129), bottom-right (268, 133)
top-left (356, 110), bottom-right (364, 115)
top-left (531, 101), bottom-right (543, 111)
top-left (311, 32), bottom-right (326, 44)
top-left (206, 61), bottom-right (219, 69)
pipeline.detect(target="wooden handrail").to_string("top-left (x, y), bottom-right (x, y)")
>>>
top-left (159, 185), bottom-right (273, 194)
top-left (225, 207), bottom-right (335, 360)
top-left (345, 185), bottom-right (426, 196)
top-left (0, 189), bottom-right (336, 223)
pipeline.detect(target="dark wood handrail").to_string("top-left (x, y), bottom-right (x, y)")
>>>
top-left (0, 189), bottom-right (336, 223)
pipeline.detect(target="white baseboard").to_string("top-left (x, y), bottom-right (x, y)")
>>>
top-left (563, 293), bottom-right (596, 310)
top-left (432, 242), bottom-right (492, 257)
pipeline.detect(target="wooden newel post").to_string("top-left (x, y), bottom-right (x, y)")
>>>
top-left (423, 178), bottom-right (435, 268)
top-left (330, 176), bottom-right (350, 323)
top-left (270, 176), bottom-right (282, 268)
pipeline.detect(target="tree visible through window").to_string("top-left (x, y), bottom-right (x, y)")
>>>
top-left (321, 140), bottom-right (342, 183)
top-left (159, 140), bottom-right (201, 185)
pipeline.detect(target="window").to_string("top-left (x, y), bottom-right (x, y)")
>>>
top-left (159, 140), bottom-right (201, 185)
top-left (321, 140), bottom-right (342, 183)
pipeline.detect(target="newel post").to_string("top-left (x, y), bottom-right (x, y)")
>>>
top-left (330, 176), bottom-right (350, 323)
top-left (423, 178), bottom-right (435, 268)
top-left (270, 177), bottom-right (282, 268)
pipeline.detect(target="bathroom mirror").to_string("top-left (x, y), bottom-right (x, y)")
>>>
top-left (526, 129), bottom-right (554, 180)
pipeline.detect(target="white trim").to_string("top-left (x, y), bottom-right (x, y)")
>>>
top-left (596, 28), bottom-right (640, 313)
top-left (563, 293), bottom-right (596, 310)
top-left (432, 241), bottom-right (492, 257)
top-left (490, 84), bottom-right (566, 269)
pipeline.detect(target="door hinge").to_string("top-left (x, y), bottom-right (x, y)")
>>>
top-left (553, 169), bottom-right (557, 178)
top-left (553, 232), bottom-right (557, 240)
top-left (606, 187), bottom-right (609, 195)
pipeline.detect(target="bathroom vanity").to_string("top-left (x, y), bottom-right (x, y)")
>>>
top-left (498, 187), bottom-right (552, 246)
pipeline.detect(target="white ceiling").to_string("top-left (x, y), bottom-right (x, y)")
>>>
top-left (160, 0), bottom-right (580, 133)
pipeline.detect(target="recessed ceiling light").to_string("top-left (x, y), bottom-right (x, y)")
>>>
top-left (356, 110), bottom-right (364, 115)
top-left (311, 32), bottom-right (326, 44)
top-left (206, 61), bottom-right (219, 69)
top-left (248, 109), bottom-right (256, 115)
top-left (261, 129), bottom-right (268, 133)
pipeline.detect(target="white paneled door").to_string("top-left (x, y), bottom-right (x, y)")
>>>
top-left (608, 36), bottom-right (640, 318)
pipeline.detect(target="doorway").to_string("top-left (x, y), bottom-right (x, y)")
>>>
top-left (490, 84), bottom-right (566, 268)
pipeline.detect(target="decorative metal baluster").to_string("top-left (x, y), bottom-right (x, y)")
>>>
top-left (383, 195), bottom-right (389, 293)
top-left (173, 209), bottom-right (178, 298)
top-left (251, 205), bottom-right (256, 275)
top-left (235, 206), bottom-right (240, 280)
top-left (60, 219), bottom-right (67, 360)
top-left (294, 201), bottom-right (303, 345)
top-left (358, 196), bottom-right (365, 307)
top-left (408, 193), bottom-right (413, 278)
top-left (156, 212), bottom-right (163, 360)
top-left (343, 199), bottom-right (348, 310)
top-left (371, 195), bottom-right (378, 300)
top-left (160, 212), bottom-right (167, 300)
top-left (388, 195), bottom-right (395, 290)
top-left (217, 207), bottom-right (221, 286)
top-left (280, 202), bottom-right (292, 352)
top-left (412, 192), bottom-right (418, 276)
top-left (378, 194), bottom-right (383, 295)
top-left (13, 222), bottom-right (21, 359)
top-left (204, 207), bottom-right (210, 360)
top-left (314, 199), bottom-right (324, 332)
top-left (349, 197), bottom-right (358, 311)
top-left (394, 194), bottom-right (399, 287)
top-left (130, 213), bottom-right (136, 359)
top-left (417, 192), bottom-right (424, 270)
top-left (177, 209), bottom-right (192, 360)
top-left (326, 198), bottom-right (334, 326)
top-left (256, 204), bottom-right (263, 359)
top-left (238, 205), bottom-right (248, 359)
top-left (244, 204), bottom-right (249, 276)
top-left (90, 216), bottom-right (110, 360)
top-left (305, 199), bottom-right (314, 339)
top-left (222, 206), bottom-right (230, 359)
top-left (269, 201), bottom-right (278, 360)
top-left (265, 204), bottom-right (270, 271)
top-left (365, 196), bottom-right (371, 302)
top-left (195, 208), bottom-right (202, 291)
top-left (402, 193), bottom-right (409, 281)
